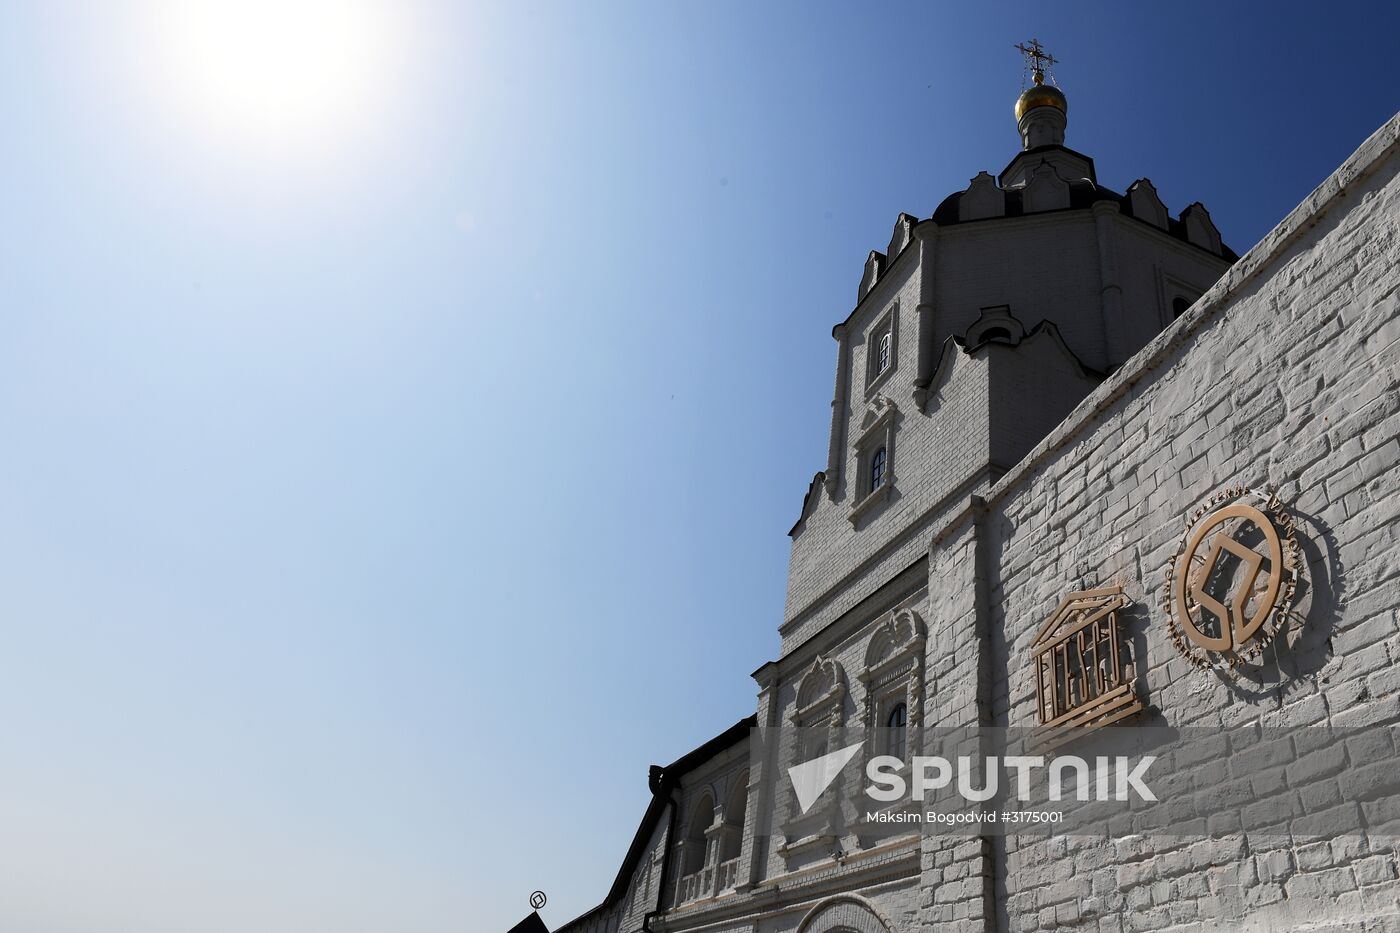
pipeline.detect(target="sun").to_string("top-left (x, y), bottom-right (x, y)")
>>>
top-left (150, 0), bottom-right (396, 148)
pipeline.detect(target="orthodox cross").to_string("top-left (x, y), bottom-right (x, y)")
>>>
top-left (1015, 38), bottom-right (1058, 85)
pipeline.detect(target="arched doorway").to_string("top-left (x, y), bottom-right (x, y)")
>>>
top-left (794, 894), bottom-right (898, 933)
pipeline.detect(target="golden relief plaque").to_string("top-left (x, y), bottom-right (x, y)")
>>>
top-left (1031, 586), bottom-right (1143, 747)
top-left (1164, 485), bottom-right (1300, 672)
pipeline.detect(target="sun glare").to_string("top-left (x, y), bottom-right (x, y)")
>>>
top-left (151, 1), bottom-right (395, 149)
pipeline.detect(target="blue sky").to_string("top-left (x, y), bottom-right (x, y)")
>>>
top-left (0, 2), bottom-right (1395, 930)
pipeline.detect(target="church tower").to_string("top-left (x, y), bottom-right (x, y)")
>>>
top-left (551, 37), bottom-right (1400, 933)
top-left (782, 42), bottom-right (1236, 652)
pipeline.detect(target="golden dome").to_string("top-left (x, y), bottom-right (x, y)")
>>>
top-left (1014, 78), bottom-right (1067, 121)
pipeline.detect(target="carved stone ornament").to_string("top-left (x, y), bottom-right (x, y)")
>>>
top-left (793, 656), bottom-right (847, 725)
top-left (859, 394), bottom-right (897, 435)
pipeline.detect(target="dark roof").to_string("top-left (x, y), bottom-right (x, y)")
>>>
top-left (998, 143), bottom-right (1098, 186)
top-left (931, 176), bottom-right (1116, 224)
top-left (555, 716), bottom-right (757, 931)
top-left (505, 912), bottom-right (549, 933)
top-left (930, 177), bottom-right (1238, 262)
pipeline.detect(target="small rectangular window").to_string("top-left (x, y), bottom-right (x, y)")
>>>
top-left (864, 304), bottom-right (898, 393)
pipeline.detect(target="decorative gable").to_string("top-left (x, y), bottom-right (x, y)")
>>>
top-left (1127, 178), bottom-right (1169, 229)
top-left (1181, 202), bottom-right (1223, 255)
top-left (886, 213), bottom-right (917, 260)
top-left (1023, 161), bottom-right (1071, 213)
top-left (959, 171), bottom-right (1006, 221)
top-left (858, 250), bottom-right (886, 301)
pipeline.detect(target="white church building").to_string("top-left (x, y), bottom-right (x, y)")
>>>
top-left (550, 47), bottom-right (1400, 933)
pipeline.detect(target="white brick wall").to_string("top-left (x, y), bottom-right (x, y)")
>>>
top-left (916, 111), bottom-right (1400, 930)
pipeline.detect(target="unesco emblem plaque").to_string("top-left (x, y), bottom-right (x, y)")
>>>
top-left (1164, 485), bottom-right (1300, 671)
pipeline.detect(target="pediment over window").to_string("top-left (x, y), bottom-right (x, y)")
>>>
top-left (863, 608), bottom-right (927, 672)
top-left (859, 395), bottom-right (897, 435)
top-left (794, 656), bottom-right (846, 718)
top-left (849, 395), bottom-right (899, 525)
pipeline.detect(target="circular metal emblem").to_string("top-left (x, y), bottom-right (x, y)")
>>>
top-left (1164, 485), bottom-right (1300, 672)
top-left (530, 891), bottom-right (547, 910)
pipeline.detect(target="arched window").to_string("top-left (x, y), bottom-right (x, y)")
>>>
top-left (719, 774), bottom-right (748, 864)
top-left (885, 702), bottom-right (907, 760)
top-left (1172, 297), bottom-right (1190, 319)
top-left (980, 326), bottom-right (1012, 343)
top-left (681, 795), bottom-right (713, 877)
top-left (870, 447), bottom-right (887, 492)
top-left (877, 330), bottom-right (892, 374)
